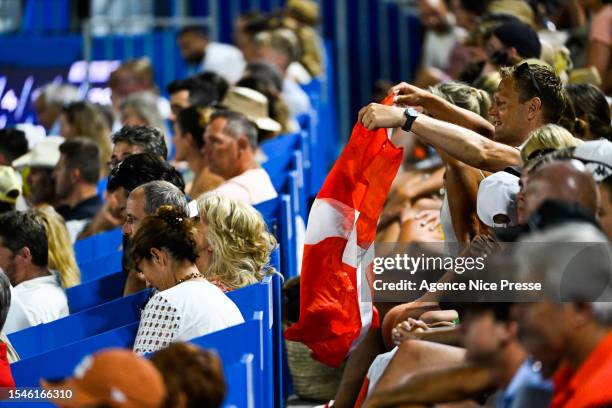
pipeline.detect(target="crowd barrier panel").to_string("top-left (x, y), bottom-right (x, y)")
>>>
top-left (77, 250), bottom-right (123, 283)
top-left (74, 227), bottom-right (122, 265)
top-left (66, 270), bottom-right (125, 314)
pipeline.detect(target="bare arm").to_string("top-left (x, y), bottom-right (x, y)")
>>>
top-left (358, 104), bottom-right (521, 172)
top-left (364, 363), bottom-right (494, 408)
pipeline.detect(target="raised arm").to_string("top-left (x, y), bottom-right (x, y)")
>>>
top-left (390, 82), bottom-right (495, 138)
top-left (363, 363), bottom-right (494, 408)
top-left (358, 104), bottom-right (521, 172)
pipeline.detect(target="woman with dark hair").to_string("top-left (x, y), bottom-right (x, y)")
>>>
top-left (130, 206), bottom-right (244, 355)
top-left (174, 106), bottom-right (223, 198)
top-left (566, 83), bottom-right (612, 141)
top-left (151, 343), bottom-right (226, 408)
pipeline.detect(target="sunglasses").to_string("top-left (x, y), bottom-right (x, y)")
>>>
top-left (517, 62), bottom-right (543, 99)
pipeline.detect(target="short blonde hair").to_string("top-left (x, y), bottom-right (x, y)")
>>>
top-left (429, 81), bottom-right (491, 119)
top-left (520, 124), bottom-right (583, 164)
top-left (197, 194), bottom-right (277, 290)
top-left (33, 206), bottom-right (81, 288)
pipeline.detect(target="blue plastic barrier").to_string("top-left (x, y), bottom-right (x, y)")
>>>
top-left (78, 251), bottom-right (123, 283)
top-left (66, 270), bottom-right (125, 314)
top-left (255, 195), bottom-right (296, 279)
top-left (74, 228), bottom-right (122, 265)
top-left (9, 290), bottom-right (151, 360)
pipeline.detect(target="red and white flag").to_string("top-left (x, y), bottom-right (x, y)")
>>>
top-left (284, 99), bottom-right (403, 367)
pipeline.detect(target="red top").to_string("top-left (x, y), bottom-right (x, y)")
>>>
top-left (551, 332), bottom-right (612, 408)
top-left (0, 343), bottom-right (15, 388)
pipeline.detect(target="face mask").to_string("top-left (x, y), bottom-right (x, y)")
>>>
top-left (489, 49), bottom-right (510, 66)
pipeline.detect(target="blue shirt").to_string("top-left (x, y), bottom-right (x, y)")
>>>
top-left (496, 359), bottom-right (552, 408)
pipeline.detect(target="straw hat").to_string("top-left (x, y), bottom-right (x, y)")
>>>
top-left (223, 87), bottom-right (282, 133)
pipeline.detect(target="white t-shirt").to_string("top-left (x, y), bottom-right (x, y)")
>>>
top-left (133, 279), bottom-right (245, 355)
top-left (201, 42), bottom-right (246, 84)
top-left (208, 168), bottom-right (278, 206)
top-left (3, 273), bottom-right (69, 334)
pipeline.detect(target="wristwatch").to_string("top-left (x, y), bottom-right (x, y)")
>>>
top-left (401, 107), bottom-right (419, 132)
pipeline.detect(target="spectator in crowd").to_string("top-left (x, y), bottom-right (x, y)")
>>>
top-left (223, 86), bottom-right (283, 142)
top-left (59, 101), bottom-right (113, 175)
top-left (234, 11), bottom-right (270, 63)
top-left (485, 20), bottom-right (542, 70)
top-left (42, 348), bottom-right (166, 408)
top-left (32, 206), bottom-right (80, 289)
top-left (120, 91), bottom-right (167, 132)
top-left (108, 58), bottom-right (169, 120)
top-left (254, 29), bottom-right (312, 116)
top-left (197, 71), bottom-right (230, 101)
top-left (0, 211), bottom-right (68, 334)
top-left (196, 194), bottom-right (277, 291)
top-left (12, 136), bottom-right (64, 209)
top-left (32, 83), bottom-right (79, 135)
top-left (106, 153), bottom-right (185, 223)
top-left (166, 77), bottom-right (220, 123)
top-left (0, 166), bottom-right (21, 214)
top-left (283, 0), bottom-right (325, 79)
top-left (0, 272), bottom-right (17, 379)
top-left (565, 83), bottom-right (612, 141)
top-left (515, 222), bottom-right (612, 407)
top-left (177, 26), bottom-right (246, 84)
top-left (109, 125), bottom-right (168, 171)
top-left (150, 343), bottom-right (226, 408)
top-left (174, 106), bottom-right (223, 198)
top-left (0, 128), bottom-right (28, 166)
top-left (586, 0), bottom-right (612, 93)
top-left (53, 138), bottom-right (103, 241)
top-left (200, 110), bottom-right (277, 205)
top-left (130, 206), bottom-right (244, 355)
top-left (122, 180), bottom-right (189, 295)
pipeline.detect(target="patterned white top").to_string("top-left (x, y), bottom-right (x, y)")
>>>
top-left (133, 280), bottom-right (244, 355)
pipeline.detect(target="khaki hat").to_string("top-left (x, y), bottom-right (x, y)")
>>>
top-left (41, 348), bottom-right (166, 408)
top-left (0, 166), bottom-right (21, 205)
top-left (223, 87), bottom-right (282, 133)
top-left (12, 136), bottom-right (65, 169)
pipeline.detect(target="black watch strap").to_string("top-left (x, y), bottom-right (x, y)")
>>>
top-left (401, 108), bottom-right (419, 132)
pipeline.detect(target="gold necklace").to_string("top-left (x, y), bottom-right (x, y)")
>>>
top-left (176, 272), bottom-right (205, 284)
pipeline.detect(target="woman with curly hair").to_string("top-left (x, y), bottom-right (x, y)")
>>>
top-left (195, 193), bottom-right (277, 291)
top-left (130, 205), bottom-right (244, 355)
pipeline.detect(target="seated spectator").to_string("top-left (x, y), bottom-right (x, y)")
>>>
top-left (120, 91), bottom-right (167, 132)
top-left (1, 211), bottom-right (68, 334)
top-left (122, 180), bottom-right (189, 295)
top-left (515, 222), bottom-right (612, 407)
top-left (108, 125), bottom-right (168, 171)
top-left (223, 86), bottom-right (283, 142)
top-left (0, 128), bottom-right (28, 166)
top-left (485, 20), bottom-right (542, 71)
top-left (198, 110), bottom-right (277, 205)
top-left (197, 71), bottom-right (230, 100)
top-left (565, 84), bottom-right (611, 141)
top-left (177, 25), bottom-right (246, 84)
top-left (150, 343), bottom-right (226, 408)
top-left (130, 206), bottom-right (244, 355)
top-left (59, 102), bottom-right (113, 175)
top-left (234, 11), bottom-right (271, 63)
top-left (53, 138), bottom-right (103, 241)
top-left (254, 29), bottom-right (313, 116)
top-left (42, 348), bottom-right (166, 408)
top-left (107, 153), bottom-right (185, 222)
top-left (174, 106), bottom-right (223, 198)
top-left (32, 83), bottom-right (79, 135)
top-left (283, 0), bottom-right (325, 80)
top-left (166, 77), bottom-right (220, 123)
top-left (0, 166), bottom-right (21, 214)
top-left (196, 194), bottom-right (277, 291)
top-left (12, 136), bottom-right (64, 209)
top-left (33, 206), bottom-right (80, 288)
top-left (0, 272), bottom-right (15, 384)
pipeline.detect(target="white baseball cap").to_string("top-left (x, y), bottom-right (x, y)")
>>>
top-left (572, 139), bottom-right (612, 182)
top-left (12, 136), bottom-right (65, 169)
top-left (477, 171), bottom-right (520, 227)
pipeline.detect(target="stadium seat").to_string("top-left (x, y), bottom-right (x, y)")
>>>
top-left (78, 250), bottom-right (123, 283)
top-left (74, 227), bottom-right (122, 265)
top-left (66, 270), bottom-right (125, 313)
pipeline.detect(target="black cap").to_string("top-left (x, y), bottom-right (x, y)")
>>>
top-left (492, 21), bottom-right (541, 60)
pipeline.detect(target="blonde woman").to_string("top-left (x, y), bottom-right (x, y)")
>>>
top-left (32, 206), bottom-right (81, 288)
top-left (520, 124), bottom-right (583, 165)
top-left (195, 194), bottom-right (277, 291)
